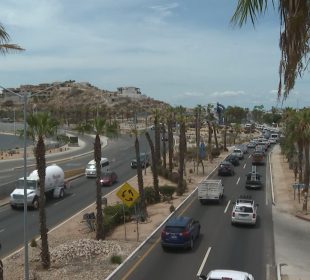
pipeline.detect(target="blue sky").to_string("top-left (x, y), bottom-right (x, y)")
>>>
top-left (0, 0), bottom-right (309, 109)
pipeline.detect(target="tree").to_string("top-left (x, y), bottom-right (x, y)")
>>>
top-left (0, 23), bottom-right (24, 54)
top-left (153, 110), bottom-right (161, 168)
top-left (167, 107), bottom-right (175, 173)
top-left (231, 0), bottom-right (310, 99)
top-left (145, 131), bottom-right (160, 202)
top-left (26, 112), bottom-right (59, 269)
top-left (92, 118), bottom-right (119, 240)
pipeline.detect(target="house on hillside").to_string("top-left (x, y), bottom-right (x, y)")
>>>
top-left (117, 87), bottom-right (144, 99)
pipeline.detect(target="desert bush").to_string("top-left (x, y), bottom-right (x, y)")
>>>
top-left (144, 187), bottom-right (158, 205)
top-left (159, 185), bottom-right (176, 200)
top-left (211, 148), bottom-right (220, 157)
top-left (169, 204), bottom-right (175, 212)
top-left (110, 255), bottom-right (122, 264)
top-left (30, 238), bottom-right (37, 248)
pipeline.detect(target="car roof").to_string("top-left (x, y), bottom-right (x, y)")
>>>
top-left (165, 216), bottom-right (191, 227)
top-left (207, 269), bottom-right (251, 279)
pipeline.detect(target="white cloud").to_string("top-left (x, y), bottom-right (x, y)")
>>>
top-left (211, 90), bottom-right (245, 97)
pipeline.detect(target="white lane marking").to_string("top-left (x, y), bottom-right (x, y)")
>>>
top-left (224, 200), bottom-right (231, 213)
top-left (197, 247), bottom-right (212, 277)
top-left (243, 163), bottom-right (246, 169)
top-left (248, 154), bottom-right (251, 159)
top-left (0, 228), bottom-right (5, 233)
top-left (236, 177), bottom-right (240, 185)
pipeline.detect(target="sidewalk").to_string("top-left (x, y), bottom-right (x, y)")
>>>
top-left (271, 144), bottom-right (310, 280)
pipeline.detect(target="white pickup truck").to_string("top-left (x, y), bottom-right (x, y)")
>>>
top-left (198, 179), bottom-right (224, 204)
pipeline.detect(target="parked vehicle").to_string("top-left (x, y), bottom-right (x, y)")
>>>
top-left (218, 161), bottom-right (234, 176)
top-left (226, 154), bottom-right (240, 166)
top-left (252, 151), bottom-right (265, 165)
top-left (99, 171), bottom-right (118, 186)
top-left (85, 158), bottom-right (109, 178)
top-left (161, 216), bottom-right (200, 250)
top-left (199, 269), bottom-right (254, 280)
top-left (10, 164), bottom-right (66, 209)
top-left (245, 166), bottom-right (263, 189)
top-left (130, 152), bottom-right (150, 168)
top-left (231, 148), bottom-right (244, 160)
top-left (231, 196), bottom-right (258, 226)
top-left (198, 179), bottom-right (224, 204)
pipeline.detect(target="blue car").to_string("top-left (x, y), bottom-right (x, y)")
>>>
top-left (161, 216), bottom-right (200, 250)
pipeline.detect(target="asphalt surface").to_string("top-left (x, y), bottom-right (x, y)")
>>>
top-left (0, 131), bottom-right (152, 258)
top-left (108, 149), bottom-right (276, 280)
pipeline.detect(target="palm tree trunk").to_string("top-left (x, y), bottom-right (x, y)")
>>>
top-left (303, 140), bottom-right (309, 212)
top-left (154, 115), bottom-right (161, 166)
top-left (177, 121), bottom-right (186, 195)
top-left (196, 112), bottom-right (201, 175)
top-left (167, 119), bottom-right (174, 173)
top-left (162, 126), bottom-right (167, 169)
top-left (298, 141), bottom-right (303, 182)
top-left (223, 125), bottom-right (228, 151)
top-left (145, 132), bottom-right (160, 202)
top-left (135, 136), bottom-right (147, 219)
top-left (213, 123), bottom-right (219, 150)
top-left (94, 134), bottom-right (105, 240)
top-left (36, 137), bottom-right (50, 269)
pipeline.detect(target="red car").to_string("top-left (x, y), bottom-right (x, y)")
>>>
top-left (99, 171), bottom-right (118, 186)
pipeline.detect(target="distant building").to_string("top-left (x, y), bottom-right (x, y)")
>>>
top-left (117, 87), bottom-right (142, 99)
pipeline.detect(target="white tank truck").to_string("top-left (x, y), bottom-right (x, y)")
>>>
top-left (10, 164), bottom-right (66, 209)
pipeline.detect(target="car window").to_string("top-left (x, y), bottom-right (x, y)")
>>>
top-left (165, 226), bottom-right (185, 233)
top-left (235, 206), bottom-right (253, 213)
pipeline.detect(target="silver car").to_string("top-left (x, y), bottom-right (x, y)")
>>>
top-left (231, 197), bottom-right (258, 226)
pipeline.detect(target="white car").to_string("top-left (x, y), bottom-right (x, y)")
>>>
top-left (231, 197), bottom-right (258, 226)
top-left (200, 269), bottom-right (254, 280)
top-left (231, 148), bottom-right (244, 160)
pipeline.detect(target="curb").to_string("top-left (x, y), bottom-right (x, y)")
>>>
top-left (295, 213), bottom-right (310, 222)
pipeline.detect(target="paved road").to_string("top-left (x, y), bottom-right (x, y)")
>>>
top-left (0, 131), bottom-right (152, 258)
top-left (108, 149), bottom-right (276, 280)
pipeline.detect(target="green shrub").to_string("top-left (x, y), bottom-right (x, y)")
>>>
top-left (110, 255), bottom-right (122, 264)
top-left (144, 187), bottom-right (158, 205)
top-left (30, 238), bottom-right (37, 248)
top-left (169, 204), bottom-right (175, 213)
top-left (159, 185), bottom-right (176, 200)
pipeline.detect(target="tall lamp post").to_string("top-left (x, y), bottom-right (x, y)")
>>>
top-left (0, 81), bottom-right (72, 280)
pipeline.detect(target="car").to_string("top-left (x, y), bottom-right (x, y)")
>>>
top-left (130, 153), bottom-right (150, 168)
top-left (252, 151), bottom-right (265, 165)
top-left (231, 148), bottom-right (244, 160)
top-left (161, 216), bottom-right (200, 250)
top-left (226, 154), bottom-right (240, 166)
top-left (218, 160), bottom-right (234, 176)
top-left (245, 167), bottom-right (263, 189)
top-left (238, 144), bottom-right (248, 154)
top-left (199, 269), bottom-right (254, 280)
top-left (247, 141), bottom-right (256, 148)
top-left (231, 196), bottom-right (258, 226)
top-left (99, 171), bottom-right (117, 186)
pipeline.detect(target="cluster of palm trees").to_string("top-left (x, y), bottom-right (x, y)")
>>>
top-left (280, 108), bottom-right (310, 212)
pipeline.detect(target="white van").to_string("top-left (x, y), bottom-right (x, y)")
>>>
top-left (85, 158), bottom-right (109, 178)
top-left (270, 133), bottom-right (279, 143)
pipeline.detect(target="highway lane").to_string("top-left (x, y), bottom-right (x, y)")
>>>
top-left (0, 132), bottom-right (152, 258)
top-left (109, 147), bottom-right (276, 280)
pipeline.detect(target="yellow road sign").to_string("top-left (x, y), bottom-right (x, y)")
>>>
top-left (116, 182), bottom-right (140, 207)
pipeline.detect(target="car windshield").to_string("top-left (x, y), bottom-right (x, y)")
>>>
top-left (101, 173), bottom-right (111, 177)
top-left (235, 206), bottom-right (253, 213)
top-left (16, 180), bottom-right (37, 190)
top-left (165, 226), bottom-right (185, 233)
top-left (86, 164), bottom-right (95, 169)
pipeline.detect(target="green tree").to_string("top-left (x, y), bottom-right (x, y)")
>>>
top-left (92, 118), bottom-right (119, 240)
top-left (26, 112), bottom-right (59, 269)
top-left (231, 0), bottom-right (310, 99)
top-left (252, 105), bottom-right (265, 123)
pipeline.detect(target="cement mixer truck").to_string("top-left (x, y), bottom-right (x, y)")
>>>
top-left (10, 164), bottom-right (66, 209)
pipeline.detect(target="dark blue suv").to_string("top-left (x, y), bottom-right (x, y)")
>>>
top-left (161, 216), bottom-right (200, 250)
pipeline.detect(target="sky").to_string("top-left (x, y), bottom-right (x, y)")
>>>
top-left (0, 0), bottom-right (309, 110)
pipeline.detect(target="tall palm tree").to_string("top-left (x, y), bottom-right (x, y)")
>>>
top-left (194, 105), bottom-right (205, 174)
top-left (0, 23), bottom-right (24, 54)
top-left (231, 0), bottom-right (310, 99)
top-left (167, 107), bottom-right (175, 173)
top-left (154, 110), bottom-right (161, 168)
top-left (206, 104), bottom-right (215, 161)
top-left (175, 106), bottom-right (187, 195)
top-left (92, 118), bottom-right (119, 240)
top-left (26, 112), bottom-right (59, 269)
top-left (145, 131), bottom-right (160, 202)
top-left (161, 122), bottom-right (167, 169)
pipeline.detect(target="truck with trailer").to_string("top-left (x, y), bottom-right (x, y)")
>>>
top-left (198, 179), bottom-right (224, 204)
top-left (10, 164), bottom-right (66, 209)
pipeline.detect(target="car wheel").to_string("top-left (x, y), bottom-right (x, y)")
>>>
top-left (10, 204), bottom-right (17, 210)
top-left (189, 238), bottom-right (194, 250)
top-left (32, 198), bottom-right (39, 210)
top-left (161, 245), bottom-right (168, 251)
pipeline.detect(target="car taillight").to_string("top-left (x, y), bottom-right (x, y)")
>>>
top-left (253, 213), bottom-right (256, 219)
top-left (181, 230), bottom-right (190, 238)
top-left (232, 212), bottom-right (235, 217)
top-left (161, 230), bottom-right (166, 237)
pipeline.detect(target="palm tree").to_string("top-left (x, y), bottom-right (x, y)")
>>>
top-left (167, 107), bottom-right (175, 173)
top-left (206, 104), bottom-right (215, 161)
top-left (26, 112), bottom-right (59, 269)
top-left (145, 131), bottom-right (160, 202)
top-left (92, 118), bottom-right (119, 240)
top-left (194, 105), bottom-right (205, 174)
top-left (0, 23), bottom-right (24, 54)
top-left (231, 0), bottom-right (310, 99)
top-left (175, 106), bottom-right (187, 195)
top-left (161, 122), bottom-right (167, 169)
top-left (154, 110), bottom-right (161, 168)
